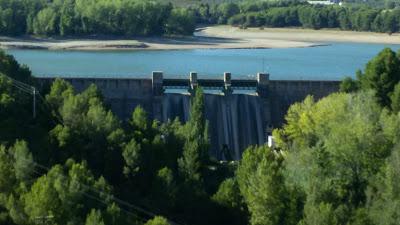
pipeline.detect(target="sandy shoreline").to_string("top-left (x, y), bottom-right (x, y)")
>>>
top-left (200, 26), bottom-right (400, 45)
top-left (1, 26), bottom-right (399, 51)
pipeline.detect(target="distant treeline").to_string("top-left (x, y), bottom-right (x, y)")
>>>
top-left (1, 0), bottom-right (400, 37)
top-left (0, 0), bottom-right (196, 36)
top-left (194, 1), bottom-right (400, 33)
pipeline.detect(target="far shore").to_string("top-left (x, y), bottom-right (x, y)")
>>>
top-left (1, 26), bottom-right (399, 51)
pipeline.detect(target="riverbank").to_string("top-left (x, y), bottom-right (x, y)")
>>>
top-left (1, 26), bottom-right (399, 51)
top-left (202, 26), bottom-right (400, 45)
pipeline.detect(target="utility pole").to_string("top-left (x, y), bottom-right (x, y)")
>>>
top-left (2, 74), bottom-right (38, 118)
top-left (32, 87), bottom-right (36, 118)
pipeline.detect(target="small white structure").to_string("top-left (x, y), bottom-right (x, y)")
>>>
top-left (307, 0), bottom-right (340, 5)
top-left (268, 136), bottom-right (276, 148)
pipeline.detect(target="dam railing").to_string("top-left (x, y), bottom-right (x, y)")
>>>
top-left (152, 71), bottom-right (269, 97)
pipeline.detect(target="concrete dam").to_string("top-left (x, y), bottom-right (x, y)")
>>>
top-left (37, 72), bottom-right (340, 160)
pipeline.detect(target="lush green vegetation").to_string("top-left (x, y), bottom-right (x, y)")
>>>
top-left (0, 0), bottom-right (195, 36)
top-left (199, 1), bottom-right (400, 33)
top-left (1, 47), bottom-right (400, 224)
top-left (1, 0), bottom-right (400, 37)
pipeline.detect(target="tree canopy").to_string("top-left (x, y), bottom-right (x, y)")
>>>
top-left (340, 47), bottom-right (400, 109)
top-left (0, 0), bottom-right (196, 36)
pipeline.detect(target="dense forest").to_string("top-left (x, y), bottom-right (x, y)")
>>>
top-left (195, 1), bottom-right (400, 33)
top-left (0, 0), bottom-right (196, 36)
top-left (1, 46), bottom-right (400, 224)
top-left (1, 0), bottom-right (400, 37)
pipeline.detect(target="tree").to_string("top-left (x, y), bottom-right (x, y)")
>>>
top-left (217, 3), bottom-right (240, 24)
top-left (145, 216), bottom-right (171, 225)
top-left (212, 178), bottom-right (242, 210)
top-left (165, 8), bottom-right (196, 35)
top-left (211, 177), bottom-right (248, 225)
top-left (23, 160), bottom-right (115, 225)
top-left (85, 209), bottom-right (105, 225)
top-left (358, 48), bottom-right (400, 108)
top-left (368, 143), bottom-right (400, 225)
top-left (23, 166), bottom-right (62, 224)
top-left (391, 82), bottom-right (400, 113)
top-left (47, 82), bottom-right (122, 179)
top-left (300, 202), bottom-right (338, 225)
top-left (178, 87), bottom-right (209, 191)
top-left (0, 50), bottom-right (41, 147)
top-left (340, 77), bottom-right (359, 93)
top-left (382, 13), bottom-right (397, 34)
top-left (236, 145), bottom-right (291, 225)
top-left (33, 7), bottom-right (58, 35)
top-left (0, 145), bottom-right (15, 194)
top-left (59, 0), bottom-right (77, 36)
top-left (276, 91), bottom-right (393, 224)
top-left (122, 138), bottom-right (141, 177)
top-left (11, 140), bottom-right (34, 183)
top-left (0, 74), bottom-right (14, 108)
top-left (130, 106), bottom-right (149, 132)
top-left (151, 167), bottom-right (177, 209)
top-left (0, 50), bottom-right (32, 83)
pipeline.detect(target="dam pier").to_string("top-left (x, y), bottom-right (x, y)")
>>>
top-left (37, 72), bottom-right (340, 159)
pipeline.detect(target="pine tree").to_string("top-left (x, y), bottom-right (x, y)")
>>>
top-left (178, 87), bottom-right (209, 191)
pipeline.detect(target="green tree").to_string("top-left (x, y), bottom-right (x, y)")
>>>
top-left (382, 13), bottom-right (397, 34)
top-left (47, 81), bottom-right (122, 179)
top-left (236, 145), bottom-right (290, 225)
top-left (59, 0), bottom-right (77, 36)
top-left (368, 143), bottom-right (400, 225)
top-left (145, 216), bottom-right (171, 225)
top-left (0, 145), bottom-right (15, 194)
top-left (85, 209), bottom-right (105, 225)
top-left (165, 8), bottom-right (196, 35)
top-left (276, 91), bottom-right (393, 224)
top-left (0, 50), bottom-right (32, 83)
top-left (217, 3), bottom-right (240, 24)
top-left (23, 160), bottom-right (115, 225)
top-left (211, 177), bottom-right (248, 225)
top-left (340, 77), bottom-right (359, 93)
top-left (358, 48), bottom-right (400, 108)
top-left (33, 7), bottom-right (58, 35)
top-left (151, 167), bottom-right (177, 209)
top-left (122, 138), bottom-right (141, 177)
top-left (11, 140), bottom-right (34, 183)
top-left (391, 82), bottom-right (400, 113)
top-left (212, 178), bottom-right (242, 210)
top-left (300, 202), bottom-right (338, 225)
top-left (129, 105), bottom-right (149, 133)
top-left (0, 74), bottom-right (13, 108)
top-left (178, 87), bottom-right (209, 191)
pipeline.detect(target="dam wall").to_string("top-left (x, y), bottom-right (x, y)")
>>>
top-left (269, 80), bottom-right (340, 127)
top-left (38, 77), bottom-right (157, 120)
top-left (162, 93), bottom-right (265, 160)
top-left (37, 73), bottom-right (340, 159)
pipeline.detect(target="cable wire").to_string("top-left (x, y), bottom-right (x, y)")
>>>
top-left (19, 157), bottom-right (179, 225)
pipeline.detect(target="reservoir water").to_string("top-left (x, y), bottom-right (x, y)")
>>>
top-left (6, 42), bottom-right (400, 80)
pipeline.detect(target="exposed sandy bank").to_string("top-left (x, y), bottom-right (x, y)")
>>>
top-left (202, 26), bottom-right (400, 45)
top-left (0, 37), bottom-right (148, 50)
top-left (0, 26), bottom-right (399, 51)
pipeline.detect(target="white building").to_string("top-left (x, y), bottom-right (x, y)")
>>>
top-left (307, 0), bottom-right (342, 5)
